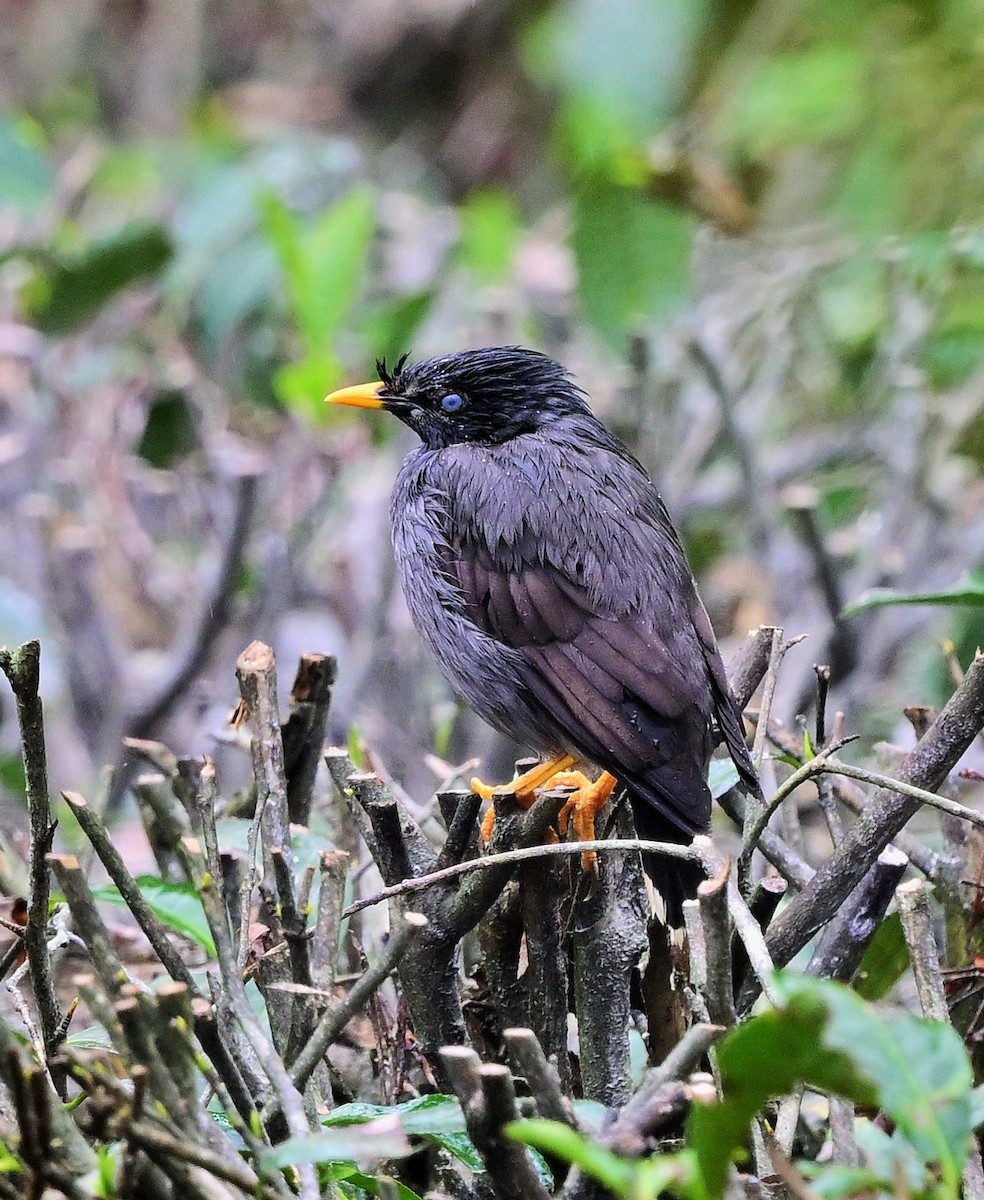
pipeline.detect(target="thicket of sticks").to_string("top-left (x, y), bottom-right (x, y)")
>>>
top-left (2, 627), bottom-right (984, 1199)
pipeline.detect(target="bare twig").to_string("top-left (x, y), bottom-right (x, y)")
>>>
top-left (0, 642), bottom-right (62, 1065)
top-left (237, 640), bottom-right (291, 892)
top-left (61, 792), bottom-right (195, 989)
top-left (805, 846), bottom-right (908, 984)
top-left (341, 837), bottom-right (699, 919)
top-left (823, 758), bottom-right (984, 829)
top-left (126, 470), bottom-right (259, 742)
top-left (288, 911), bottom-right (427, 1094)
top-left (896, 878), bottom-right (947, 1022)
top-left (766, 651), bottom-right (984, 968)
top-left (176, 835), bottom-right (315, 1191)
top-left (47, 855), bottom-right (130, 1000)
top-left (310, 850), bottom-right (348, 992)
top-left (440, 1047), bottom-right (551, 1200)
top-left (738, 736), bottom-right (858, 889)
top-left (697, 857), bottom-right (736, 1027)
top-left (282, 652), bottom-right (336, 826)
top-left (503, 1028), bottom-right (575, 1127)
top-left (727, 626), bottom-right (780, 711)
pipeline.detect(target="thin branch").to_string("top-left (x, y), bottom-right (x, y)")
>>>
top-left (766, 651), bottom-right (984, 968)
top-left (896, 878), bottom-right (947, 1022)
top-left (0, 642), bottom-right (62, 1063)
top-left (737, 736), bottom-right (858, 884)
top-left (727, 626), bottom-right (780, 711)
top-left (287, 911), bottom-right (427, 1095)
top-left (823, 758), bottom-right (984, 829)
top-left (340, 838), bottom-right (700, 919)
top-left (697, 858), bottom-right (736, 1027)
top-left (282, 652), bottom-right (336, 826)
top-left (61, 791), bottom-right (194, 990)
top-left (175, 835), bottom-right (316, 1189)
top-left (502, 1028), bottom-right (576, 1127)
top-left (126, 470), bottom-right (259, 740)
top-left (804, 847), bottom-right (908, 984)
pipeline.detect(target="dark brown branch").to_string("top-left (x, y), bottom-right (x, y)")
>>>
top-left (518, 853), bottom-right (570, 1095)
top-left (437, 789), bottom-right (483, 868)
top-left (727, 625), bottom-right (779, 711)
top-left (805, 846), bottom-right (908, 983)
top-left (282, 653), bottom-right (337, 826)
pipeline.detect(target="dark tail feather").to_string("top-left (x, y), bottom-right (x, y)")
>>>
top-left (630, 796), bottom-right (705, 927)
top-left (642, 851), bottom-right (705, 927)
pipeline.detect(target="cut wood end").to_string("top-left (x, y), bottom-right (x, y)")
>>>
top-left (237, 640), bottom-right (274, 671)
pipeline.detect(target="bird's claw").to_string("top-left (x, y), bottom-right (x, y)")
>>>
top-left (474, 760), bottom-right (617, 873)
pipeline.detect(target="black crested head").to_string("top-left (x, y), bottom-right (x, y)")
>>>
top-left (374, 346), bottom-right (589, 449)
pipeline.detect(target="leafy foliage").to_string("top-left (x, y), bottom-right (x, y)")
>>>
top-left (511, 973), bottom-right (984, 1200)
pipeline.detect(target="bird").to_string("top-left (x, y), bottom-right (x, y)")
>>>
top-left (326, 346), bottom-right (760, 923)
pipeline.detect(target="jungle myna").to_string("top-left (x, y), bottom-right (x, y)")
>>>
top-left (327, 346), bottom-right (760, 922)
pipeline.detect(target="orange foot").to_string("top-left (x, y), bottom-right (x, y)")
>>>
top-left (553, 770), bottom-right (618, 871)
top-left (472, 758), bottom-right (617, 872)
top-left (473, 754), bottom-right (577, 843)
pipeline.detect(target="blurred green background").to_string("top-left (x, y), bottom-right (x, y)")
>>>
top-left (2, 0), bottom-right (984, 814)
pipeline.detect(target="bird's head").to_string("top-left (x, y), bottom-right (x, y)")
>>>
top-left (325, 346), bottom-right (588, 448)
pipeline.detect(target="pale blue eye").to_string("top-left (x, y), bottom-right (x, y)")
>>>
top-left (441, 393), bottom-right (463, 413)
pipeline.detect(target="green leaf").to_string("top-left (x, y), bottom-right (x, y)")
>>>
top-left (525, 0), bottom-right (709, 139)
top-left (852, 911), bottom-right (909, 1001)
top-left (458, 188), bottom-right (521, 283)
top-left (65, 1024), bottom-right (115, 1052)
top-left (507, 1120), bottom-right (634, 1196)
top-left (852, 1120), bottom-right (930, 1194)
top-left (798, 1163), bottom-right (892, 1200)
top-left (0, 116), bottom-right (55, 212)
top-left (572, 180), bottom-right (692, 347)
top-left (923, 327), bottom-right (984, 389)
top-left (324, 1095), bottom-right (481, 1172)
top-left (361, 291), bottom-right (435, 372)
top-left (0, 750), bottom-right (26, 796)
top-left (818, 260), bottom-right (887, 354)
top-left (273, 351), bottom-right (343, 423)
top-left (688, 980), bottom-right (878, 1200)
top-left (325, 1095), bottom-right (466, 1137)
top-left (340, 1172), bottom-right (423, 1200)
top-left (260, 1121), bottom-right (412, 1171)
top-left (22, 221), bottom-right (173, 333)
top-left (724, 46), bottom-right (864, 157)
top-left (261, 187), bottom-right (374, 354)
top-left (774, 974), bottom-right (975, 1196)
top-left (89, 876), bottom-right (215, 956)
top-left (843, 571), bottom-right (984, 617)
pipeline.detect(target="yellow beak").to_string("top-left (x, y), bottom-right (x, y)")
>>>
top-left (324, 381), bottom-right (385, 409)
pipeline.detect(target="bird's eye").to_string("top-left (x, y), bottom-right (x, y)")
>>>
top-left (441, 393), bottom-right (464, 413)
